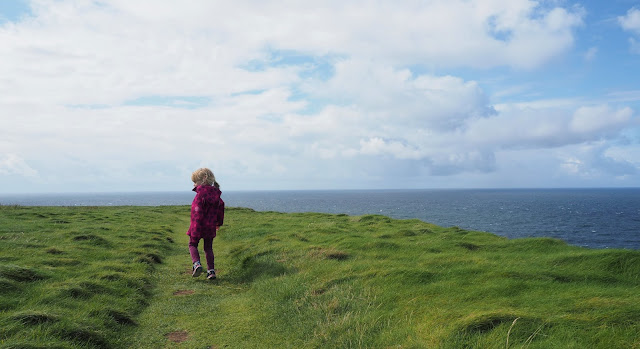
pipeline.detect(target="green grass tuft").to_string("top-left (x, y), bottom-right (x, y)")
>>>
top-left (10, 311), bottom-right (60, 325)
top-left (0, 265), bottom-right (48, 283)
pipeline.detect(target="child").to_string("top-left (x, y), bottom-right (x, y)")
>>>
top-left (187, 168), bottom-right (225, 280)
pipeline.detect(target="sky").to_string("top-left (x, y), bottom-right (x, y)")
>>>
top-left (1, 0), bottom-right (640, 194)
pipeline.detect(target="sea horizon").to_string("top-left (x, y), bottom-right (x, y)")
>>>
top-left (2, 186), bottom-right (639, 196)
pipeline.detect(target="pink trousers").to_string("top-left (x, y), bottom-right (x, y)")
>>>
top-left (188, 236), bottom-right (215, 271)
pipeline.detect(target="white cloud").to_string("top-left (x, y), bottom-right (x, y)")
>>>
top-left (0, 0), bottom-right (585, 107)
top-left (359, 137), bottom-right (422, 160)
top-left (619, 7), bottom-right (640, 54)
top-left (295, 60), bottom-right (638, 176)
top-left (584, 46), bottom-right (597, 61)
top-left (0, 0), bottom-right (586, 109)
top-left (570, 105), bottom-right (633, 135)
top-left (558, 143), bottom-right (638, 179)
top-left (560, 156), bottom-right (583, 175)
top-left (606, 145), bottom-right (640, 168)
top-left (306, 59), bottom-right (493, 132)
top-left (465, 104), bottom-right (636, 148)
top-left (0, 154), bottom-right (37, 177)
top-left (619, 7), bottom-right (640, 34)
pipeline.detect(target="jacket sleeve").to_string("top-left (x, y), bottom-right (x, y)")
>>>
top-left (217, 198), bottom-right (225, 227)
top-left (187, 192), bottom-right (204, 236)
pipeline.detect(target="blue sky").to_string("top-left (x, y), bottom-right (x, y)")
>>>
top-left (1, 0), bottom-right (639, 193)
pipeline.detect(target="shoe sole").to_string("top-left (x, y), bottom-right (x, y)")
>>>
top-left (192, 266), bottom-right (203, 277)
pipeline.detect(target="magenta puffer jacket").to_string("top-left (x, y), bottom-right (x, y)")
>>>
top-left (187, 185), bottom-right (225, 239)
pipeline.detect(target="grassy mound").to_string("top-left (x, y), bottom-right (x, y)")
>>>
top-left (1, 205), bottom-right (639, 348)
top-left (0, 205), bottom-right (183, 348)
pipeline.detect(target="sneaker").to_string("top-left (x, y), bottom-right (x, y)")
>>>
top-left (207, 270), bottom-right (216, 280)
top-left (192, 262), bottom-right (203, 277)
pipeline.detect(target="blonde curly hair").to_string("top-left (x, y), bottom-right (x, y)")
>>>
top-left (191, 168), bottom-right (219, 187)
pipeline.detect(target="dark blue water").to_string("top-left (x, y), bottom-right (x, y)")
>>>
top-left (2, 188), bottom-right (639, 250)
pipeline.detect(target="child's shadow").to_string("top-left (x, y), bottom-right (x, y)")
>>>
top-left (199, 252), bottom-right (292, 285)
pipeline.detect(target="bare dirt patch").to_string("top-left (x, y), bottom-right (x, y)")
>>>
top-left (309, 247), bottom-right (350, 260)
top-left (166, 330), bottom-right (189, 343)
top-left (173, 290), bottom-right (195, 296)
top-left (311, 288), bottom-right (326, 296)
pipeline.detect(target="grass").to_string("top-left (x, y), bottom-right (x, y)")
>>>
top-left (0, 205), bottom-right (181, 348)
top-left (1, 205), bottom-right (639, 348)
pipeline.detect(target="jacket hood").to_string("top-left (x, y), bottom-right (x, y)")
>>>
top-left (193, 184), bottom-right (221, 197)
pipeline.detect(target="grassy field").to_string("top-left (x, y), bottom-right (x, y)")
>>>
top-left (1, 205), bottom-right (639, 348)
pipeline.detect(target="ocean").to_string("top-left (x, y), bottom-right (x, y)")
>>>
top-left (1, 188), bottom-right (639, 250)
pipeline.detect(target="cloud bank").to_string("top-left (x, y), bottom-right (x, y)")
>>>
top-left (0, 0), bottom-right (638, 192)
